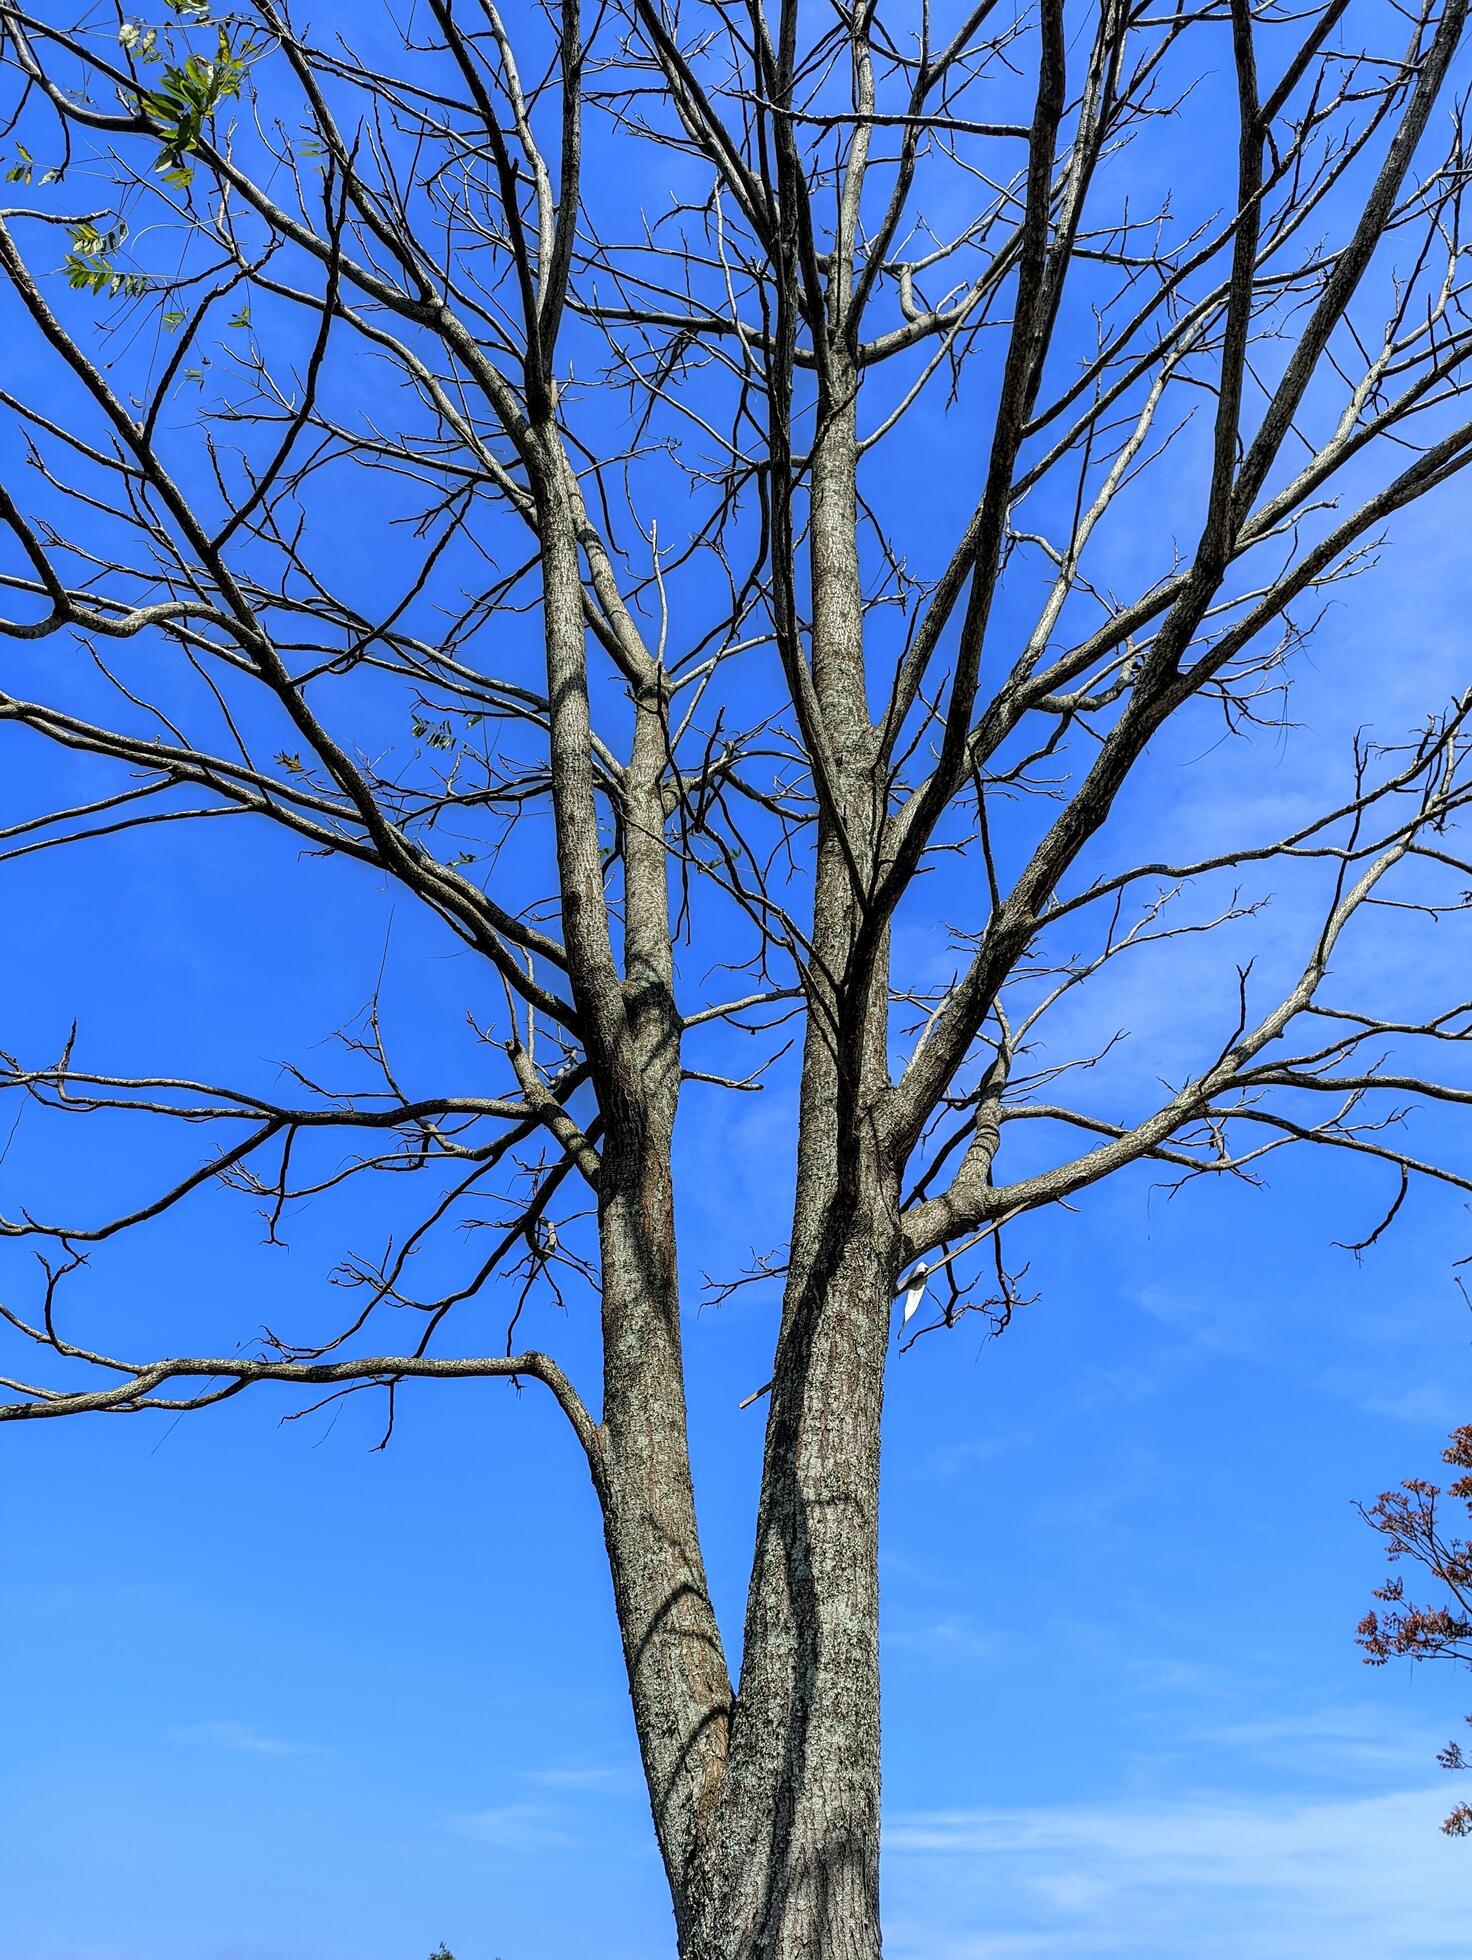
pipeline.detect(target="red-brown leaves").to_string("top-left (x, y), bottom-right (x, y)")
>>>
top-left (1359, 1430), bottom-right (1472, 1836)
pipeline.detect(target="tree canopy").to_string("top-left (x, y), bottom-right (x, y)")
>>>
top-left (3, 0), bottom-right (1472, 1952)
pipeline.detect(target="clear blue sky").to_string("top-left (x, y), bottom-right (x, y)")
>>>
top-left (3, 5), bottom-right (1471, 1957)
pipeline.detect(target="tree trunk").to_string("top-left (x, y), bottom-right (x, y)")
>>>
top-left (596, 683), bottom-right (735, 1939)
top-left (680, 1187), bottom-right (894, 1960)
top-left (610, 343), bottom-right (897, 1957)
top-left (598, 1145), bottom-right (733, 1941)
top-left (674, 358), bottom-right (898, 1951)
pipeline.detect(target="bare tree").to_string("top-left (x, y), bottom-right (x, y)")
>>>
top-left (2, 0), bottom-right (1472, 1952)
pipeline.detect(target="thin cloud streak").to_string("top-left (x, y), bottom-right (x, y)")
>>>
top-left (169, 1719), bottom-right (312, 1758)
top-left (884, 1784), bottom-right (1468, 1958)
top-left (452, 1801), bottom-right (578, 1849)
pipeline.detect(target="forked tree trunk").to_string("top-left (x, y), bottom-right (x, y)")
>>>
top-left (593, 329), bottom-right (899, 1957)
top-left (598, 845), bottom-right (897, 1957)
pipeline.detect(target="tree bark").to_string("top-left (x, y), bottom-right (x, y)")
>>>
top-left (534, 429), bottom-right (734, 1935)
top-left (598, 1140), bottom-right (733, 1939)
top-left (677, 353), bottom-right (898, 1947)
top-left (597, 682), bottom-right (735, 1934)
top-left (687, 1191), bottom-right (894, 1960)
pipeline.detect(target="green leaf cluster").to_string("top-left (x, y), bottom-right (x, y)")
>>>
top-left (411, 714), bottom-right (456, 751)
top-left (63, 220), bottom-right (151, 299)
top-left (118, 22), bottom-right (161, 62)
top-left (137, 25), bottom-right (259, 188)
top-left (4, 143), bottom-right (61, 186)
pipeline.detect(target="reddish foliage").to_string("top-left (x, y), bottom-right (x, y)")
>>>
top-left (1359, 1429), bottom-right (1472, 1835)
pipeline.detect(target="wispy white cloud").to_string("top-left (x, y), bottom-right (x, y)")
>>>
top-left (1191, 1702), bottom-right (1438, 1779)
top-left (1354, 1378), bottom-right (1467, 1428)
top-left (886, 1615), bottom-right (997, 1663)
top-left (452, 1801), bottom-right (578, 1850)
top-left (528, 1761), bottom-right (636, 1793)
top-left (884, 1783), bottom-right (1467, 1958)
top-left (914, 1431), bottom-right (1031, 1482)
top-left (169, 1719), bottom-right (311, 1758)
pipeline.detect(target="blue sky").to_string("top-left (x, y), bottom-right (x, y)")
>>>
top-left (4, 534), bottom-right (1470, 1958)
top-left (4, 3), bottom-right (1472, 1956)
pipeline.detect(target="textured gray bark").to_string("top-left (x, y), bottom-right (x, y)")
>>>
top-left (696, 1214), bottom-right (894, 1960)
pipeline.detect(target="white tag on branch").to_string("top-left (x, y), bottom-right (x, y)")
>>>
top-left (901, 1269), bottom-right (927, 1324)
